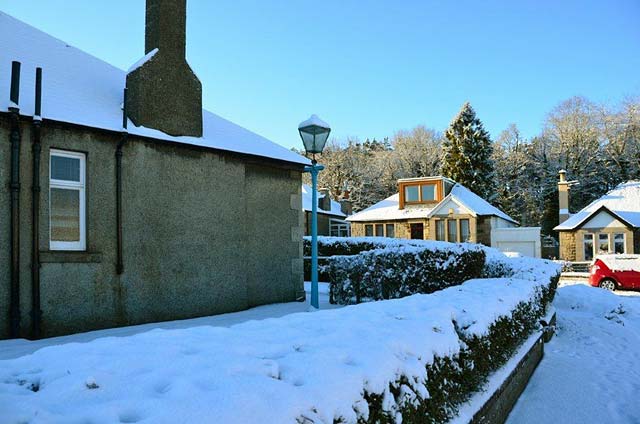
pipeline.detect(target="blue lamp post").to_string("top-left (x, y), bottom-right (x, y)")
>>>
top-left (299, 114), bottom-right (331, 309)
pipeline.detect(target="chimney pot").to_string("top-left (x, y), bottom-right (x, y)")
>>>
top-left (558, 169), bottom-right (567, 182)
top-left (558, 170), bottom-right (570, 224)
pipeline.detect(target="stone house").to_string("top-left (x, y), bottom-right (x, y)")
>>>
top-left (301, 184), bottom-right (351, 237)
top-left (347, 176), bottom-right (542, 257)
top-left (554, 174), bottom-right (640, 262)
top-left (0, 2), bottom-right (309, 340)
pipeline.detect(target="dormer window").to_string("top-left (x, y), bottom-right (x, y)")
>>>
top-left (400, 181), bottom-right (439, 207)
top-left (421, 184), bottom-right (436, 201)
top-left (404, 185), bottom-right (419, 202)
top-left (398, 177), bottom-right (450, 209)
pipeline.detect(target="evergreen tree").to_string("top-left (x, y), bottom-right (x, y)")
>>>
top-left (442, 102), bottom-right (496, 201)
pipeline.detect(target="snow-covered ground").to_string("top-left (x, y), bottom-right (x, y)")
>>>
top-left (507, 281), bottom-right (640, 423)
top-left (0, 277), bottom-right (550, 423)
top-left (0, 282), bottom-right (338, 361)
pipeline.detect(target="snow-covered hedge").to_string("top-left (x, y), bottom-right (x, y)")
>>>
top-left (0, 265), bottom-right (560, 423)
top-left (302, 237), bottom-right (435, 282)
top-left (327, 242), bottom-right (486, 304)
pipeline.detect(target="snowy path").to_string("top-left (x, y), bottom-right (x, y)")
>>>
top-left (0, 282), bottom-right (338, 360)
top-left (507, 283), bottom-right (640, 423)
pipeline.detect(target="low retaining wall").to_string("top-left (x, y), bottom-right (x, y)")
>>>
top-left (465, 311), bottom-right (556, 424)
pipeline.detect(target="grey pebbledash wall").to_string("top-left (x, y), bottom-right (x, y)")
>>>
top-left (0, 116), bottom-right (304, 339)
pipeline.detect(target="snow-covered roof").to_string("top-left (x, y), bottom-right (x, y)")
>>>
top-left (554, 181), bottom-right (640, 230)
top-left (446, 184), bottom-right (517, 224)
top-left (0, 12), bottom-right (309, 166)
top-left (301, 185), bottom-right (346, 218)
top-left (347, 182), bottom-right (517, 223)
top-left (346, 193), bottom-right (436, 222)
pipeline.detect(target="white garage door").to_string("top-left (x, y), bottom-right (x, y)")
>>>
top-left (496, 241), bottom-right (536, 257)
top-left (491, 227), bottom-right (541, 258)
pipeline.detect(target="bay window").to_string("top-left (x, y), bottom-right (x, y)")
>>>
top-left (583, 233), bottom-right (594, 261)
top-left (614, 233), bottom-right (625, 254)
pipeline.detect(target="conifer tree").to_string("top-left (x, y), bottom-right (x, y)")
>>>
top-left (442, 102), bottom-right (496, 201)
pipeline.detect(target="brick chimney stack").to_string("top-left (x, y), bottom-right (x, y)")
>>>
top-left (558, 170), bottom-right (570, 224)
top-left (318, 188), bottom-right (332, 212)
top-left (126, 0), bottom-right (203, 137)
top-left (339, 189), bottom-right (352, 216)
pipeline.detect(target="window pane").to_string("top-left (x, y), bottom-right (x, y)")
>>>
top-left (614, 233), bottom-right (625, 254)
top-left (365, 224), bottom-right (373, 237)
top-left (421, 184), bottom-right (435, 201)
top-left (448, 220), bottom-right (457, 242)
top-left (598, 233), bottom-right (609, 254)
top-left (51, 155), bottom-right (80, 182)
top-left (460, 219), bottom-right (470, 242)
top-left (436, 220), bottom-right (445, 241)
top-left (386, 224), bottom-right (395, 238)
top-left (405, 185), bottom-right (419, 202)
top-left (583, 234), bottom-right (594, 261)
top-left (375, 224), bottom-right (384, 237)
top-left (51, 188), bottom-right (80, 241)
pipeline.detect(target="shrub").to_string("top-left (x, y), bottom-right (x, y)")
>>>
top-left (302, 256), bottom-right (334, 282)
top-left (340, 274), bottom-right (559, 423)
top-left (303, 237), bottom-right (383, 257)
top-left (328, 244), bottom-right (486, 304)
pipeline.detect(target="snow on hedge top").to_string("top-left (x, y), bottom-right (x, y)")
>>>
top-left (0, 12), bottom-right (309, 166)
top-left (597, 254), bottom-right (640, 272)
top-left (347, 183), bottom-right (516, 223)
top-left (301, 185), bottom-right (346, 217)
top-left (555, 181), bottom-right (640, 230)
top-left (0, 277), bottom-right (551, 424)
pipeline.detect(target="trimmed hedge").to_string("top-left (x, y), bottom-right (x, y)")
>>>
top-left (340, 274), bottom-right (559, 423)
top-left (327, 244), bottom-right (486, 304)
top-left (302, 256), bottom-right (333, 282)
top-left (303, 237), bottom-right (379, 257)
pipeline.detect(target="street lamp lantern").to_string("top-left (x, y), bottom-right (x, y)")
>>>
top-left (299, 114), bottom-right (331, 157)
top-left (299, 114), bottom-right (330, 310)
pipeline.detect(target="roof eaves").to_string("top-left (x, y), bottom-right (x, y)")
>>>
top-left (427, 194), bottom-right (477, 218)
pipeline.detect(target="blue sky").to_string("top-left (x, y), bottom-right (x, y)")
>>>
top-left (2, 0), bottom-right (639, 149)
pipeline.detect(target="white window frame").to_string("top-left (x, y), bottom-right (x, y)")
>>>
top-left (597, 233), bottom-right (610, 254)
top-left (583, 233), bottom-right (594, 261)
top-left (49, 149), bottom-right (86, 251)
top-left (613, 233), bottom-right (626, 254)
top-left (329, 218), bottom-right (351, 237)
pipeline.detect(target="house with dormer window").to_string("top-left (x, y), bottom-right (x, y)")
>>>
top-left (347, 176), bottom-right (542, 257)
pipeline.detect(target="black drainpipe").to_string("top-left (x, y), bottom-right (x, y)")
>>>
top-left (116, 88), bottom-right (128, 274)
top-left (8, 61), bottom-right (22, 338)
top-left (30, 67), bottom-right (43, 339)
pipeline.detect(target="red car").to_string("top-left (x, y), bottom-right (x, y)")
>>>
top-left (589, 254), bottom-right (640, 291)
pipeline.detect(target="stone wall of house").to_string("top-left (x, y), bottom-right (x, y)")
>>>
top-left (0, 116), bottom-right (304, 339)
top-left (348, 219), bottom-right (430, 240)
top-left (559, 232), bottom-right (577, 262)
top-left (396, 220), bottom-right (411, 239)
top-left (350, 222), bottom-right (365, 237)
